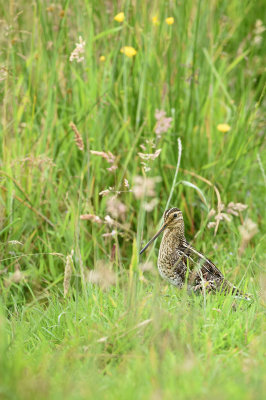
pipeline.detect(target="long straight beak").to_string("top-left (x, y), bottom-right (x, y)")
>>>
top-left (139, 221), bottom-right (169, 255)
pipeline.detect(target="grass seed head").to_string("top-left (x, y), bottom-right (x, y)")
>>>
top-left (80, 214), bottom-right (102, 224)
top-left (63, 250), bottom-right (74, 298)
top-left (155, 109), bottom-right (173, 137)
top-left (69, 36), bottom-right (85, 63)
top-left (238, 218), bottom-right (258, 255)
top-left (106, 196), bottom-right (127, 220)
top-left (86, 261), bottom-right (116, 290)
top-left (138, 149), bottom-right (161, 161)
top-left (69, 122), bottom-right (84, 151)
top-left (133, 176), bottom-right (161, 199)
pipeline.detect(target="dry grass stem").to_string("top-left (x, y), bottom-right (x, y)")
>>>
top-left (0, 184), bottom-right (55, 227)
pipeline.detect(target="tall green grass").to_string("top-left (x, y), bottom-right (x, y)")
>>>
top-left (0, 0), bottom-right (265, 399)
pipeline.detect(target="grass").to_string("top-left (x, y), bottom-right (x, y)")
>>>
top-left (0, 0), bottom-right (265, 399)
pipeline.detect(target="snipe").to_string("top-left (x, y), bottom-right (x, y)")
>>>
top-left (140, 207), bottom-right (250, 298)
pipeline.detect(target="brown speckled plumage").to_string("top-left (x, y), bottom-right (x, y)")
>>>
top-left (140, 207), bottom-right (250, 298)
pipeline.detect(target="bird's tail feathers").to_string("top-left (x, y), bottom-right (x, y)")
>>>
top-left (222, 280), bottom-right (252, 301)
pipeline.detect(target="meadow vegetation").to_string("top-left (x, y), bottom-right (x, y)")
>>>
top-left (0, 0), bottom-right (265, 399)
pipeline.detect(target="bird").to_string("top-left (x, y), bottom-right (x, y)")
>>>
top-left (139, 207), bottom-right (250, 299)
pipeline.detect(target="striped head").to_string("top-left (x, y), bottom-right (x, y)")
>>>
top-left (139, 207), bottom-right (184, 255)
top-left (163, 207), bottom-right (184, 228)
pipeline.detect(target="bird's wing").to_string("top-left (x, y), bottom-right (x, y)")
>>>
top-left (179, 240), bottom-right (224, 279)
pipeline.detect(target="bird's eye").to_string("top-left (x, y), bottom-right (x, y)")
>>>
top-left (173, 213), bottom-right (178, 218)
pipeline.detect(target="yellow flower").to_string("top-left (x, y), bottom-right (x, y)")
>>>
top-left (217, 123), bottom-right (231, 133)
top-left (165, 17), bottom-right (174, 25)
top-left (152, 16), bottom-right (159, 25)
top-left (114, 12), bottom-right (125, 22)
top-left (120, 46), bottom-right (137, 58)
top-left (99, 55), bottom-right (106, 62)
